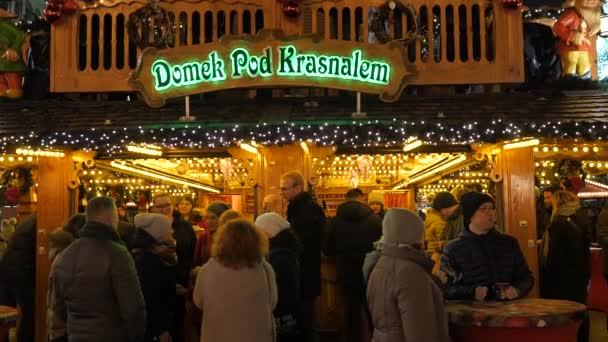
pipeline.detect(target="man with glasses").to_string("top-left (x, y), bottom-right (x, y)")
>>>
top-left (280, 171), bottom-right (325, 342)
top-left (441, 192), bottom-right (534, 301)
top-left (152, 193), bottom-right (196, 342)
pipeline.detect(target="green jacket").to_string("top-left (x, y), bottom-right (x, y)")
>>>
top-left (0, 19), bottom-right (26, 73)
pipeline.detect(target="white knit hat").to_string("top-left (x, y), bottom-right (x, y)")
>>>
top-left (382, 208), bottom-right (424, 245)
top-left (134, 213), bottom-right (171, 242)
top-left (255, 213), bottom-right (290, 238)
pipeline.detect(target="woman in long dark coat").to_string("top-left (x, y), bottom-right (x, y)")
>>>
top-left (133, 213), bottom-right (177, 342)
top-left (540, 190), bottom-right (590, 342)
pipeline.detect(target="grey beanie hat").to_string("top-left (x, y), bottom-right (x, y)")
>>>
top-left (382, 208), bottom-right (425, 245)
top-left (134, 213), bottom-right (171, 242)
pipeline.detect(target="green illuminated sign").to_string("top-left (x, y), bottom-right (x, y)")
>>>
top-left (151, 46), bottom-right (391, 91)
top-left (129, 29), bottom-right (413, 107)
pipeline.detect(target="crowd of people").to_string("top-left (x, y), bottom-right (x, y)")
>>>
top-left (0, 170), bottom-right (599, 342)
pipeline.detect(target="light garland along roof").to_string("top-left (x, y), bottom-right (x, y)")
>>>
top-left (1, 91), bottom-right (607, 155)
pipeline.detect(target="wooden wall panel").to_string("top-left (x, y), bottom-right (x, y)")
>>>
top-left (35, 156), bottom-right (72, 342)
top-left (500, 147), bottom-right (539, 297)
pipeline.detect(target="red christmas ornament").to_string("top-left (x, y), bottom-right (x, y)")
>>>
top-left (43, 4), bottom-right (63, 23)
top-left (62, 0), bottom-right (80, 13)
top-left (282, 0), bottom-right (301, 18)
top-left (502, 0), bottom-right (522, 9)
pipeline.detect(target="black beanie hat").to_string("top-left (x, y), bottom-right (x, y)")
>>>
top-left (460, 192), bottom-right (495, 229)
top-left (432, 192), bottom-right (458, 210)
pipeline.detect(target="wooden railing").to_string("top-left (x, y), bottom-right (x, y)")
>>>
top-left (50, 0), bottom-right (523, 93)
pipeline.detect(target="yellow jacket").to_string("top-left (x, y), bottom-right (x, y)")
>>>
top-left (424, 209), bottom-right (447, 254)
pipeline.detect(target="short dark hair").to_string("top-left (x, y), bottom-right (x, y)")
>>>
top-left (85, 196), bottom-right (117, 222)
top-left (346, 188), bottom-right (364, 200)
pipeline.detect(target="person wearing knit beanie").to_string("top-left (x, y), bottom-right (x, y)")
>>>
top-left (460, 192), bottom-right (495, 234)
top-left (255, 213), bottom-right (290, 238)
top-left (134, 213), bottom-right (172, 243)
top-left (441, 191), bottom-right (534, 302)
top-left (368, 190), bottom-right (386, 218)
top-left (383, 208), bottom-right (425, 246)
top-left (425, 192), bottom-right (459, 269)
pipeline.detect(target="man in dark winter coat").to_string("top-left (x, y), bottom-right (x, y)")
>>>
top-left (324, 188), bottom-right (381, 342)
top-left (0, 214), bottom-right (36, 342)
top-left (441, 192), bottom-right (534, 301)
top-left (256, 212), bottom-right (303, 341)
top-left (281, 171), bottom-right (325, 342)
top-left (153, 193), bottom-right (196, 342)
top-left (48, 196), bottom-right (146, 342)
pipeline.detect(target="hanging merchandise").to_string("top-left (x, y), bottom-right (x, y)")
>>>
top-left (282, 0), bottom-right (301, 18)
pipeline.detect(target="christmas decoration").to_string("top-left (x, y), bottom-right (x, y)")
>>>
top-left (219, 158), bottom-right (233, 183)
top-left (357, 155), bottom-right (372, 180)
top-left (550, 159), bottom-right (587, 193)
top-left (0, 167), bottom-right (33, 206)
top-left (0, 9), bottom-right (27, 99)
top-left (502, 0), bottom-right (523, 10)
top-left (553, 0), bottom-right (604, 78)
top-left (127, 0), bottom-right (176, 50)
top-left (282, 0), bottom-right (301, 18)
top-left (369, 0), bottom-right (421, 44)
top-left (43, 4), bottom-right (63, 24)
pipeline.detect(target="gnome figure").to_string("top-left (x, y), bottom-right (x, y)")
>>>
top-left (553, 0), bottom-right (605, 78)
top-left (0, 9), bottom-right (27, 99)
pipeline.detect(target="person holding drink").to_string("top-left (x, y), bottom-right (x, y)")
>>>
top-left (440, 192), bottom-right (534, 301)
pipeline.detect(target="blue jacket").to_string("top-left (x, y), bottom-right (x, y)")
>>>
top-left (440, 227), bottom-right (534, 300)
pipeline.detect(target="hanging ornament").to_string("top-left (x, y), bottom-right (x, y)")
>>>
top-left (349, 168), bottom-right (359, 189)
top-left (502, 0), bottom-right (522, 9)
top-left (219, 158), bottom-right (233, 183)
top-left (62, 0), bottom-right (80, 14)
top-left (282, 0), bottom-right (301, 18)
top-left (43, 4), bottom-right (63, 23)
top-left (357, 155), bottom-right (371, 181)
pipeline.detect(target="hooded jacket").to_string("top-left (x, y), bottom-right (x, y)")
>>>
top-left (366, 245), bottom-right (450, 342)
top-left (441, 227), bottom-right (534, 301)
top-left (132, 229), bottom-right (177, 342)
top-left (540, 201), bottom-right (590, 302)
top-left (324, 200), bottom-right (382, 291)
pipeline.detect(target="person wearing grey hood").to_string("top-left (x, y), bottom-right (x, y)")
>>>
top-left (540, 190), bottom-right (590, 342)
top-left (366, 208), bottom-right (450, 342)
top-left (256, 213), bottom-right (303, 341)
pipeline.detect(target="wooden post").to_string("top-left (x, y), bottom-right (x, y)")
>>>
top-left (499, 147), bottom-right (539, 297)
top-left (35, 155), bottom-right (72, 342)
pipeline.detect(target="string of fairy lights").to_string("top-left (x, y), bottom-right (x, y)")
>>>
top-left (0, 119), bottom-right (602, 156)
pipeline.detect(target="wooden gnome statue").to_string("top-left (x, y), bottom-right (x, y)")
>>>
top-left (552, 0), bottom-right (605, 78)
top-left (0, 9), bottom-right (27, 99)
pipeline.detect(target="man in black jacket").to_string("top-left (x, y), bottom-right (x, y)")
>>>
top-left (324, 188), bottom-right (381, 342)
top-left (281, 171), bottom-right (325, 342)
top-left (441, 192), bottom-right (534, 301)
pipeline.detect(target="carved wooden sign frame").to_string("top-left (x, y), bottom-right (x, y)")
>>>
top-left (129, 29), bottom-right (416, 107)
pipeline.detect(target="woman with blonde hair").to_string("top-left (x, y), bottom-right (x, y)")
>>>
top-left (193, 219), bottom-right (277, 342)
top-left (541, 189), bottom-right (590, 342)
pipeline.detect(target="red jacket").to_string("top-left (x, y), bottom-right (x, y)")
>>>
top-left (553, 8), bottom-right (593, 53)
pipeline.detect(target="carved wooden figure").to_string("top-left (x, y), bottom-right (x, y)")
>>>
top-left (0, 9), bottom-right (27, 99)
top-left (553, 0), bottom-right (605, 78)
